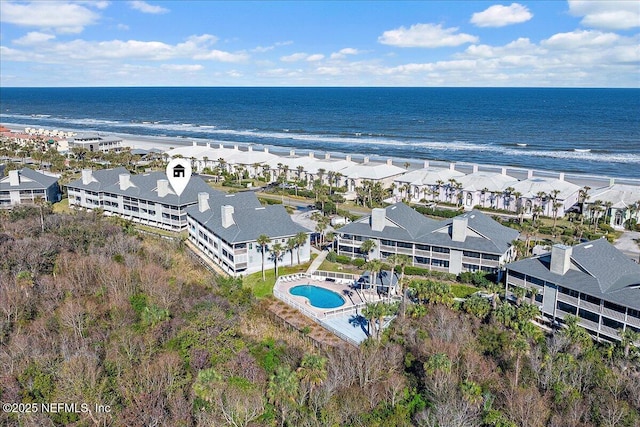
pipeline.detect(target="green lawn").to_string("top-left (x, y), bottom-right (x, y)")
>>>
top-left (52, 198), bottom-right (72, 214)
top-left (242, 257), bottom-right (315, 298)
top-left (451, 284), bottom-right (479, 298)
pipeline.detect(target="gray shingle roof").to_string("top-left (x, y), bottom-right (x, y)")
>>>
top-left (186, 193), bottom-right (311, 244)
top-left (0, 168), bottom-right (58, 191)
top-left (507, 238), bottom-right (640, 309)
top-left (338, 203), bottom-right (518, 254)
top-left (66, 168), bottom-right (219, 206)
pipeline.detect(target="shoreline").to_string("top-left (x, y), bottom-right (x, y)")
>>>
top-left (3, 122), bottom-right (640, 190)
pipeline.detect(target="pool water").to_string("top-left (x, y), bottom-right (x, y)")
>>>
top-left (289, 285), bottom-right (345, 309)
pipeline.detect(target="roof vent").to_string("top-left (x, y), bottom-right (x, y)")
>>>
top-left (584, 244), bottom-right (593, 249)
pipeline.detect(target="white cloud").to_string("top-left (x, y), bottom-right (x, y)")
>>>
top-left (252, 41), bottom-right (293, 53)
top-left (3, 34), bottom-right (248, 63)
top-left (330, 48), bottom-right (361, 59)
top-left (306, 54), bottom-right (324, 62)
top-left (129, 1), bottom-right (169, 14)
top-left (161, 64), bottom-right (203, 72)
top-left (281, 52), bottom-right (309, 62)
top-left (470, 3), bottom-right (533, 27)
top-left (0, 1), bottom-right (100, 33)
top-left (542, 30), bottom-right (620, 50)
top-left (378, 23), bottom-right (478, 48)
top-left (568, 1), bottom-right (640, 30)
top-left (13, 32), bottom-right (55, 46)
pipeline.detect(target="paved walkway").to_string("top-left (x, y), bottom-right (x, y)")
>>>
top-left (614, 231), bottom-right (640, 263)
top-left (306, 249), bottom-right (328, 274)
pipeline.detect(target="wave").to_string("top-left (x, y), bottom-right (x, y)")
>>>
top-left (2, 113), bottom-right (640, 165)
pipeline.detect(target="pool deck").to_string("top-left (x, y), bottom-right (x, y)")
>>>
top-left (273, 271), bottom-right (388, 345)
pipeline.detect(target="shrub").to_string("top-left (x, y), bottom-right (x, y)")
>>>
top-left (351, 258), bottom-right (366, 267)
top-left (413, 205), bottom-right (461, 218)
top-left (334, 254), bottom-right (352, 264)
top-left (326, 251), bottom-right (337, 262)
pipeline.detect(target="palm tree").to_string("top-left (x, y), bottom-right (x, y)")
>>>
top-left (618, 328), bottom-right (640, 359)
top-left (286, 238), bottom-right (297, 266)
top-left (578, 186), bottom-right (591, 216)
top-left (363, 259), bottom-right (383, 300)
top-left (294, 232), bottom-right (307, 265)
top-left (512, 191), bottom-right (523, 223)
top-left (296, 354), bottom-right (327, 403)
top-left (481, 187), bottom-right (489, 208)
top-left (268, 365), bottom-right (299, 427)
top-left (271, 243), bottom-right (285, 278)
top-left (360, 239), bottom-right (376, 261)
top-left (252, 162), bottom-right (261, 178)
top-left (510, 336), bottom-right (529, 389)
top-left (256, 234), bottom-right (271, 281)
top-left (503, 186), bottom-right (515, 210)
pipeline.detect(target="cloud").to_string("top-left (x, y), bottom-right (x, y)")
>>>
top-left (542, 29), bottom-right (620, 50)
top-left (12, 32), bottom-right (56, 46)
top-left (0, 1), bottom-right (101, 33)
top-left (568, 1), bottom-right (640, 30)
top-left (306, 54), bottom-right (324, 62)
top-left (378, 23), bottom-right (478, 48)
top-left (470, 3), bottom-right (533, 27)
top-left (281, 52), bottom-right (309, 62)
top-left (129, 1), bottom-right (169, 14)
top-left (161, 64), bottom-right (203, 72)
top-left (3, 34), bottom-right (248, 63)
top-left (252, 41), bottom-right (293, 53)
top-left (330, 48), bottom-right (361, 59)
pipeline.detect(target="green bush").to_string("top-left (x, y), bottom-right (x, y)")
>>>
top-left (334, 254), bottom-right (352, 264)
top-left (413, 205), bottom-right (461, 218)
top-left (326, 251), bottom-right (337, 262)
top-left (351, 258), bottom-right (366, 267)
top-left (403, 265), bottom-right (457, 281)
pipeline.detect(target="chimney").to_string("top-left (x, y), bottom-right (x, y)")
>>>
top-left (221, 205), bottom-right (235, 228)
top-left (157, 179), bottom-right (169, 197)
top-left (308, 152), bottom-right (314, 159)
top-left (472, 164), bottom-right (479, 173)
top-left (452, 217), bottom-right (468, 242)
top-left (363, 156), bottom-right (370, 164)
top-left (423, 160), bottom-right (430, 168)
top-left (371, 208), bottom-right (386, 232)
top-left (325, 153), bottom-right (330, 160)
top-left (527, 170), bottom-right (534, 179)
top-left (346, 155), bottom-right (352, 162)
top-left (290, 149), bottom-right (295, 157)
top-left (550, 244), bottom-right (572, 275)
top-left (387, 159), bottom-right (393, 166)
top-left (81, 169), bottom-right (93, 185)
top-left (501, 167), bottom-right (507, 176)
top-left (198, 192), bottom-right (210, 212)
top-left (8, 170), bottom-right (19, 186)
top-left (449, 163), bottom-right (455, 171)
top-left (119, 173), bottom-right (131, 191)
top-left (558, 173), bottom-right (565, 182)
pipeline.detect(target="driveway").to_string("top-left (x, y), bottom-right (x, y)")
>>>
top-left (614, 231), bottom-right (640, 263)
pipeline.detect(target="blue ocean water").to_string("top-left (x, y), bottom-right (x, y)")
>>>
top-left (1, 87), bottom-right (639, 178)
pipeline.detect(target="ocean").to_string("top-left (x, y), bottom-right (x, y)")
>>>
top-left (1, 87), bottom-right (639, 178)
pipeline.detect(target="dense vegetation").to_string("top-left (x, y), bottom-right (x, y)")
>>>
top-left (1, 207), bottom-right (638, 426)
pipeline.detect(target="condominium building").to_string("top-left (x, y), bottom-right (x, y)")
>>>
top-left (66, 167), bottom-right (216, 230)
top-left (68, 133), bottom-right (124, 153)
top-left (336, 203), bottom-right (519, 275)
top-left (186, 192), bottom-right (311, 276)
top-left (0, 168), bottom-right (61, 208)
top-left (505, 239), bottom-right (640, 342)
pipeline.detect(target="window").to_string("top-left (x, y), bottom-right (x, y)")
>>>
top-left (558, 286), bottom-right (579, 298)
top-left (432, 246), bottom-right (450, 254)
top-left (602, 317), bottom-right (624, 331)
top-left (580, 294), bottom-right (601, 306)
top-left (463, 263), bottom-right (480, 272)
top-left (431, 259), bottom-right (449, 268)
top-left (535, 293), bottom-right (543, 303)
top-left (482, 253), bottom-right (500, 261)
top-left (578, 308), bottom-right (599, 323)
top-left (414, 256), bottom-right (430, 265)
top-left (416, 244), bottom-right (430, 251)
top-left (509, 271), bottom-right (525, 280)
top-left (603, 300), bottom-right (625, 314)
top-left (557, 301), bottom-right (576, 314)
top-left (463, 251), bottom-right (480, 258)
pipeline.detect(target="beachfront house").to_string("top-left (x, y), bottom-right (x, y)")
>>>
top-left (456, 168), bottom-right (519, 210)
top-left (510, 174), bottom-right (581, 219)
top-left (186, 191), bottom-right (311, 276)
top-left (341, 158), bottom-right (406, 199)
top-left (68, 133), bottom-right (124, 153)
top-left (505, 239), bottom-right (640, 342)
top-left (0, 168), bottom-right (61, 208)
top-left (584, 183), bottom-right (640, 229)
top-left (336, 202), bottom-right (519, 275)
top-left (66, 167), bottom-right (216, 230)
top-left (393, 162), bottom-right (465, 204)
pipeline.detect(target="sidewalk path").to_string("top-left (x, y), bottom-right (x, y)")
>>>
top-left (614, 231), bottom-right (640, 263)
top-left (306, 249), bottom-right (328, 274)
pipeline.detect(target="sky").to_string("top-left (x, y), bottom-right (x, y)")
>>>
top-left (0, 1), bottom-right (638, 87)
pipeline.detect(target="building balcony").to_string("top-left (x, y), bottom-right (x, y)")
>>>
top-left (578, 318), bottom-right (600, 333)
top-left (557, 293), bottom-right (578, 306)
top-left (599, 325), bottom-right (620, 339)
top-left (507, 276), bottom-right (526, 288)
top-left (627, 316), bottom-right (640, 328)
top-left (431, 252), bottom-right (450, 260)
top-left (578, 300), bottom-right (600, 313)
top-left (602, 307), bottom-right (625, 321)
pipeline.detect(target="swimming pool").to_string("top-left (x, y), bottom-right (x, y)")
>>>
top-left (289, 285), bottom-right (345, 309)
